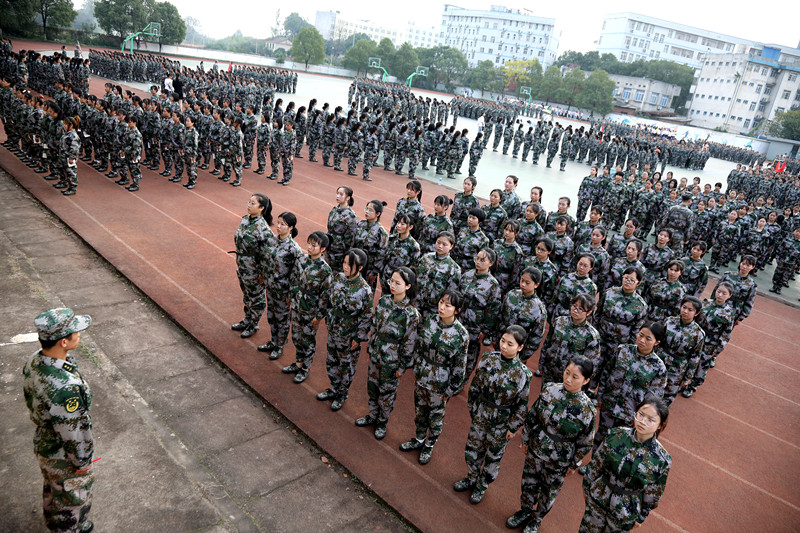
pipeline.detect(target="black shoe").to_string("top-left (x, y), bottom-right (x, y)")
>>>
top-left (279, 179), bottom-right (290, 186)
top-left (282, 362), bottom-right (301, 374)
top-left (374, 423), bottom-right (387, 440)
top-left (316, 388), bottom-right (335, 401)
top-left (710, 358), bottom-right (716, 368)
top-left (309, 158), bottom-right (318, 162)
top-left (334, 167), bottom-right (343, 171)
top-left (681, 387), bottom-right (695, 398)
top-left (769, 286), bottom-right (781, 294)
top-left (79, 520), bottom-right (94, 533)
top-left (257, 341), bottom-right (276, 353)
top-left (169, 176), bottom-right (182, 182)
top-left (61, 189), bottom-right (76, 196)
top-left (126, 185), bottom-right (139, 191)
top-left (355, 415), bottom-right (376, 427)
top-left (453, 477), bottom-right (474, 492)
top-left (184, 183), bottom-right (195, 189)
top-left (222, 176), bottom-right (231, 182)
top-left (534, 370), bottom-right (542, 377)
top-left (44, 174), bottom-right (59, 181)
top-left (210, 169), bottom-right (221, 175)
top-left (330, 395), bottom-right (345, 411)
top-left (254, 169), bottom-right (264, 174)
top-left (470, 487), bottom-right (486, 504)
top-left (199, 164), bottom-right (209, 170)
top-left (230, 180), bottom-right (241, 186)
top-left (159, 171), bottom-right (170, 176)
top-left (268, 346), bottom-right (283, 360)
top-left (106, 171), bottom-right (118, 178)
top-left (148, 165), bottom-right (160, 171)
top-left (578, 465), bottom-right (588, 476)
top-left (363, 176), bottom-right (372, 181)
top-left (399, 438), bottom-right (424, 451)
top-left (96, 166), bottom-right (108, 173)
top-left (522, 522), bottom-right (540, 533)
top-left (268, 174), bottom-right (279, 181)
top-left (293, 368), bottom-right (309, 383)
top-left (295, 154), bottom-right (304, 159)
top-left (54, 182), bottom-right (69, 189)
top-left (115, 178), bottom-right (130, 185)
top-left (240, 326), bottom-right (258, 338)
top-left (506, 509), bottom-right (532, 529)
top-left (347, 171), bottom-right (357, 176)
top-left (231, 321), bottom-right (248, 331)
top-left (418, 445), bottom-right (434, 465)
top-left (323, 163), bottom-right (332, 167)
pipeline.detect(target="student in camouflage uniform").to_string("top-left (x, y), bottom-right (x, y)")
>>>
top-left (493, 221), bottom-right (523, 293)
top-left (575, 226), bottom-right (611, 289)
top-left (451, 177), bottom-right (480, 236)
top-left (326, 186), bottom-right (358, 273)
top-left (580, 396), bottom-right (671, 532)
top-left (316, 249), bottom-right (374, 411)
top-left (506, 356), bottom-right (596, 533)
top-left (592, 322), bottom-right (667, 456)
top-left (511, 124), bottom-right (524, 157)
top-left (709, 211), bottom-right (740, 273)
top-left (711, 256), bottom-right (757, 328)
top-left (257, 212), bottom-right (303, 360)
top-left (173, 115), bottom-right (198, 188)
top-left (24, 308), bottom-right (95, 533)
top-left (401, 290), bottom-right (469, 464)
top-left (520, 237), bottom-right (558, 308)
top-left (663, 194), bottom-right (695, 255)
top-left (576, 166), bottom-right (600, 222)
top-left (538, 294), bottom-right (601, 384)
top-left (607, 219), bottom-right (639, 259)
top-left (660, 297), bottom-right (705, 405)
top-left (552, 254), bottom-right (597, 320)
top-left (502, 121), bottom-right (515, 155)
top-left (332, 118), bottom-right (348, 171)
top-left (280, 232), bottom-right (333, 384)
top-left (573, 206), bottom-right (604, 249)
top-left (276, 120), bottom-right (296, 186)
top-left (378, 215), bottom-right (421, 296)
top-left (57, 116), bottom-right (81, 196)
top-left (517, 203), bottom-right (544, 256)
top-left (602, 172), bottom-right (628, 231)
top-left (467, 133), bottom-right (484, 177)
top-left (356, 267), bottom-right (420, 439)
top-left (353, 200), bottom-right (389, 291)
top-left (390, 181), bottom-right (426, 241)
top-left (640, 229), bottom-right (675, 289)
top-left (120, 115), bottom-right (143, 191)
top-left (362, 124), bottom-right (379, 181)
top-left (419, 196), bottom-right (455, 255)
top-left (459, 247), bottom-right (503, 380)
top-left (453, 325), bottom-right (532, 504)
top-left (231, 194), bottom-right (274, 338)
top-left (545, 216), bottom-right (575, 277)
top-left (645, 260), bottom-right (686, 323)
top-left (415, 231), bottom-right (461, 321)
top-left (254, 114), bottom-right (271, 174)
top-left (500, 175), bottom-right (522, 221)
top-left (604, 239), bottom-right (646, 294)
top-left (685, 282), bottom-right (735, 397)
top-left (499, 267), bottom-right (547, 362)
top-left (346, 121), bottom-right (364, 176)
top-left (680, 241), bottom-right (709, 297)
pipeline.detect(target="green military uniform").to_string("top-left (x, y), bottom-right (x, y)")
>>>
top-left (326, 206), bottom-right (358, 273)
top-left (233, 215), bottom-right (274, 332)
top-left (414, 252), bottom-right (461, 320)
top-left (499, 289), bottom-right (547, 362)
top-left (644, 278), bottom-right (685, 323)
top-left (539, 316), bottom-right (601, 385)
top-left (690, 299), bottom-right (735, 392)
top-left (660, 316), bottom-right (704, 405)
top-left (264, 235), bottom-right (303, 356)
top-left (288, 254), bottom-right (332, 378)
top-left (459, 269), bottom-right (503, 379)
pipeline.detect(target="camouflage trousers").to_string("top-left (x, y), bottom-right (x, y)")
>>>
top-left (663, 357), bottom-right (691, 406)
top-left (184, 156), bottom-right (197, 185)
top-left (546, 150), bottom-right (557, 167)
top-left (579, 495), bottom-right (635, 532)
top-left (468, 155), bottom-right (480, 177)
top-left (363, 151), bottom-right (376, 179)
top-left (367, 358), bottom-right (401, 423)
top-left (464, 330), bottom-right (484, 381)
top-left (243, 136), bottom-right (255, 166)
top-left (160, 142), bottom-right (172, 172)
top-left (256, 145), bottom-right (267, 170)
top-left (576, 197), bottom-right (593, 223)
top-left (127, 161), bottom-right (142, 185)
top-left (236, 262), bottom-right (266, 327)
top-left (325, 332), bottom-right (361, 397)
top-left (413, 383), bottom-right (448, 445)
top-left (290, 309), bottom-right (318, 368)
top-left (492, 134), bottom-right (502, 151)
top-left (691, 343), bottom-right (722, 389)
top-left (531, 148), bottom-right (542, 164)
top-left (382, 148), bottom-right (394, 170)
top-left (464, 415), bottom-right (511, 491)
top-left (307, 140), bottom-right (319, 160)
top-left (333, 147), bottom-right (345, 168)
top-left (520, 451), bottom-right (568, 528)
top-left (281, 155), bottom-right (293, 181)
top-left (408, 153), bottom-right (419, 179)
top-left (39, 460), bottom-right (94, 533)
top-left (773, 259), bottom-right (797, 287)
top-left (512, 141), bottom-right (522, 158)
top-left (321, 145), bottom-right (333, 165)
top-left (421, 147), bottom-right (433, 168)
top-left (347, 151), bottom-right (361, 174)
top-left (200, 141), bottom-right (212, 166)
top-left (395, 151), bottom-right (407, 173)
top-left (266, 289), bottom-right (291, 347)
top-left (213, 144), bottom-right (222, 171)
top-left (223, 156), bottom-right (242, 181)
top-left (502, 138), bottom-right (512, 155)
top-left (294, 134), bottom-right (305, 157)
top-left (586, 149), bottom-right (597, 165)
top-left (269, 148), bottom-right (280, 177)
top-left (521, 144), bottom-right (531, 161)
top-left (172, 149), bottom-right (185, 178)
top-left (62, 163), bottom-right (78, 191)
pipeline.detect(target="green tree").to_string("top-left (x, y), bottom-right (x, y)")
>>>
top-left (1, 0), bottom-right (37, 35)
top-left (768, 109), bottom-right (800, 140)
top-left (469, 60), bottom-right (499, 96)
top-left (502, 59), bottom-right (532, 94)
top-left (343, 38), bottom-right (377, 75)
top-left (375, 37), bottom-right (396, 71)
top-left (95, 0), bottom-right (154, 37)
top-left (418, 45), bottom-right (467, 91)
top-left (538, 65), bottom-right (562, 104)
top-left (36, 0), bottom-right (77, 40)
top-left (289, 26), bottom-right (325, 69)
top-left (150, 1), bottom-right (184, 45)
top-left (283, 12), bottom-right (311, 39)
top-left (557, 68), bottom-right (585, 110)
top-left (577, 69), bottom-right (615, 116)
top-left (389, 42), bottom-right (419, 81)
top-left (274, 47), bottom-right (285, 64)
top-left (326, 32), bottom-right (370, 57)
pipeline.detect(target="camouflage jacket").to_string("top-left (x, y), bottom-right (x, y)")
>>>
top-left (482, 205), bottom-right (508, 242)
top-left (576, 243), bottom-right (611, 288)
top-left (256, 122), bottom-right (271, 147)
top-left (368, 295), bottom-right (420, 369)
top-left (378, 234), bottom-right (421, 282)
top-left (584, 427), bottom-right (671, 526)
top-left (598, 344), bottom-right (667, 418)
top-left (452, 192), bottom-right (480, 232)
top-left (661, 316), bottom-right (705, 379)
top-left (698, 300), bottom-right (735, 349)
top-left (500, 289), bottom-right (547, 360)
top-left (454, 227), bottom-right (491, 273)
top-left (353, 220), bottom-right (389, 280)
top-left (391, 198), bottom-right (426, 240)
top-left (468, 351), bottom-right (531, 433)
top-left (553, 273), bottom-right (597, 319)
top-left (60, 129), bottom-right (80, 160)
top-left (458, 270), bottom-right (502, 337)
top-left (645, 279), bottom-right (686, 323)
top-left (290, 254), bottom-right (332, 319)
top-left (640, 244), bottom-right (674, 285)
top-left (266, 235), bottom-right (303, 294)
top-left (183, 127), bottom-right (199, 158)
top-left (413, 315), bottom-right (470, 396)
top-left (419, 215), bottom-right (454, 255)
top-left (522, 382), bottom-right (596, 468)
top-left (500, 190), bottom-right (522, 221)
top-left (517, 219), bottom-right (544, 256)
top-left (607, 233), bottom-right (636, 259)
top-left (234, 215), bottom-right (273, 271)
top-left (122, 127), bottom-right (143, 162)
top-left (664, 204), bottom-right (695, 242)
top-left (541, 316), bottom-right (602, 369)
top-left (327, 206), bottom-right (358, 261)
top-left (325, 273), bottom-right (373, 343)
top-left (415, 252), bottom-right (461, 311)
top-left (596, 287), bottom-right (648, 346)
top-left (23, 351), bottom-right (93, 470)
top-left (545, 231), bottom-right (575, 277)
top-left (573, 222), bottom-right (604, 249)
top-left (492, 239), bottom-right (523, 293)
top-left (606, 257), bottom-right (646, 292)
top-left (679, 257), bottom-right (708, 297)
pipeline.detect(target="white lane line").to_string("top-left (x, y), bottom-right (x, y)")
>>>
top-left (724, 342), bottom-right (799, 374)
top-left (693, 399), bottom-right (800, 450)
top-left (715, 369), bottom-right (800, 408)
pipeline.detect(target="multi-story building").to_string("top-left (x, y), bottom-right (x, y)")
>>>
top-left (438, 5), bottom-right (559, 68)
top-left (687, 44), bottom-right (800, 134)
top-left (608, 74), bottom-right (682, 114)
top-left (314, 11), bottom-right (437, 49)
top-left (597, 12), bottom-right (755, 69)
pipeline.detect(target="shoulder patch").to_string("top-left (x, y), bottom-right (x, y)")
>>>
top-left (64, 396), bottom-right (81, 413)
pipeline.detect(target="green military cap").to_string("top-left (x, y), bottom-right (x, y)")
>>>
top-left (34, 308), bottom-right (92, 341)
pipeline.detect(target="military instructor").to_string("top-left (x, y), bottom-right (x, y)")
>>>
top-left (23, 308), bottom-right (95, 533)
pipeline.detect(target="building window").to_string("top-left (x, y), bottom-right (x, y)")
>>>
top-left (749, 102), bottom-right (756, 111)
top-left (758, 102), bottom-right (767, 112)
top-left (703, 111), bottom-right (707, 115)
top-left (660, 95), bottom-right (669, 106)
top-left (782, 90), bottom-right (791, 99)
top-left (764, 86), bottom-right (772, 96)
top-left (649, 93), bottom-right (659, 104)
top-left (743, 119), bottom-right (750, 128)
top-left (756, 84), bottom-right (762, 93)
top-left (789, 73), bottom-right (798, 82)
top-left (622, 87), bottom-right (632, 99)
top-left (634, 89), bottom-right (645, 102)
top-left (620, 51), bottom-right (628, 61)
top-left (776, 107), bottom-right (785, 114)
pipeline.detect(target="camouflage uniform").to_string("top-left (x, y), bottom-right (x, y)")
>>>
top-left (464, 351), bottom-right (531, 491)
top-left (492, 239), bottom-right (523, 293)
top-left (710, 221), bottom-right (740, 269)
top-left (451, 192), bottom-right (480, 236)
top-left (663, 204), bottom-right (695, 255)
top-left (234, 215), bottom-right (273, 329)
top-left (499, 289), bottom-right (547, 361)
top-left (680, 257), bottom-right (708, 297)
top-left (711, 272), bottom-right (756, 325)
top-left (326, 206), bottom-right (358, 273)
top-left (552, 274), bottom-right (597, 320)
top-left (576, 174), bottom-right (600, 222)
top-left (459, 270), bottom-right (503, 379)
top-left (324, 273), bottom-right (374, 401)
top-left (482, 205), bottom-right (508, 242)
top-left (639, 243), bottom-right (674, 289)
top-left (595, 344), bottom-right (666, 452)
top-left (255, 121), bottom-right (271, 172)
top-left (289, 254), bottom-right (332, 369)
top-left (391, 198), bottom-right (426, 241)
top-left (660, 316), bottom-right (705, 405)
top-left (366, 295), bottom-right (420, 424)
top-left (468, 138), bottom-right (484, 177)
top-left (539, 316), bottom-right (601, 385)
top-left (353, 220), bottom-right (389, 290)
top-left (517, 219), bottom-right (544, 256)
top-left (279, 127), bottom-right (296, 182)
top-left (121, 124), bottom-right (143, 188)
top-left (500, 190), bottom-right (522, 222)
top-left (453, 227), bottom-right (491, 273)
top-left (691, 299), bottom-right (735, 390)
top-left (419, 215), bottom-right (454, 255)
top-left (605, 258), bottom-right (646, 295)
top-left (412, 315), bottom-right (470, 446)
top-left (414, 252), bottom-right (461, 320)
top-left (644, 278), bottom-right (685, 323)
top-left (595, 287), bottom-right (648, 388)
top-left (59, 128), bottom-right (80, 193)
top-left (520, 256), bottom-right (558, 309)
top-left (545, 231), bottom-right (575, 277)
top-left (268, 124), bottom-right (282, 178)
top-left (265, 236), bottom-right (303, 350)
top-left (363, 130), bottom-right (379, 179)
top-left (581, 427), bottom-right (671, 532)
top-left (181, 126), bottom-right (199, 186)
top-left (518, 383), bottom-right (596, 531)
top-left (576, 243), bottom-right (611, 290)
top-left (378, 234), bottom-right (421, 295)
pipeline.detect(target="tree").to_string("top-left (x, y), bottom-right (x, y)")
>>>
top-left (37, 0), bottom-right (77, 40)
top-left (343, 38), bottom-right (377, 75)
top-left (469, 60), bottom-right (499, 97)
top-left (289, 26), bottom-right (325, 69)
top-left (1, 0), bottom-right (37, 35)
top-left (283, 12), bottom-right (311, 39)
top-left (418, 46), bottom-right (468, 91)
top-left (183, 17), bottom-right (209, 46)
top-left (151, 1), bottom-right (184, 45)
top-left (557, 68), bottom-right (585, 111)
top-left (95, 0), bottom-right (154, 38)
top-left (375, 37), bottom-right (396, 71)
top-left (768, 109), bottom-right (800, 141)
top-left (389, 42), bottom-right (419, 81)
top-left (577, 70), bottom-right (615, 116)
top-left (274, 48), bottom-right (285, 64)
top-left (537, 65), bottom-right (562, 104)
top-left (325, 32), bottom-right (370, 57)
top-left (270, 9), bottom-right (281, 38)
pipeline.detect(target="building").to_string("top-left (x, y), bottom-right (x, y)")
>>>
top-left (264, 37), bottom-right (292, 53)
top-left (687, 44), bottom-right (800, 134)
top-left (314, 11), bottom-right (437, 49)
top-left (438, 5), bottom-right (559, 69)
top-left (597, 12), bottom-right (755, 69)
top-left (608, 74), bottom-right (682, 114)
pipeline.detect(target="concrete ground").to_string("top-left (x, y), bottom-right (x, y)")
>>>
top-left (0, 168), bottom-right (414, 533)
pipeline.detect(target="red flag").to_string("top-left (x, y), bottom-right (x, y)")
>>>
top-left (776, 159), bottom-right (786, 173)
top-left (227, 61), bottom-right (232, 72)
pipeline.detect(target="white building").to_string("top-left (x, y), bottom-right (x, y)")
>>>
top-left (314, 11), bottom-right (437, 49)
top-left (688, 45), bottom-right (800, 134)
top-left (438, 5), bottom-right (559, 68)
top-left (609, 74), bottom-right (682, 114)
top-left (597, 12), bottom-right (755, 69)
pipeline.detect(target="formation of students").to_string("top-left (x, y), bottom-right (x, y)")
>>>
top-left (227, 155), bottom-right (777, 531)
